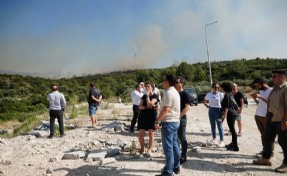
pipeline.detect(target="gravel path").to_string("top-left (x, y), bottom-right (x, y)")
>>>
top-left (0, 103), bottom-right (284, 176)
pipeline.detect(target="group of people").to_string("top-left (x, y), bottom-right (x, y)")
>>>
top-left (130, 75), bottom-right (192, 176)
top-left (201, 70), bottom-right (287, 173)
top-left (47, 82), bottom-right (102, 138)
top-left (47, 70), bottom-right (287, 175)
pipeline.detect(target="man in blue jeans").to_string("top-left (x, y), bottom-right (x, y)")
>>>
top-left (155, 75), bottom-right (181, 176)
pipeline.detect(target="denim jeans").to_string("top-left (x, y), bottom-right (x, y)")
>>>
top-left (208, 107), bottom-right (224, 141)
top-left (161, 122), bottom-right (180, 175)
top-left (178, 117), bottom-right (187, 159)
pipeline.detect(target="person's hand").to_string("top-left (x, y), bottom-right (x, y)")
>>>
top-left (281, 120), bottom-right (287, 131)
top-left (155, 123), bottom-right (161, 130)
top-left (221, 115), bottom-right (226, 122)
top-left (250, 93), bottom-right (257, 99)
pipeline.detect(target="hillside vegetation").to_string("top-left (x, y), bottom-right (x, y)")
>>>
top-left (0, 58), bottom-right (286, 134)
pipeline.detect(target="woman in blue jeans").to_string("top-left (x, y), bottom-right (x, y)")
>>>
top-left (204, 83), bottom-right (225, 147)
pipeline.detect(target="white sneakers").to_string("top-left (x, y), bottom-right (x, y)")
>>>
top-left (217, 141), bottom-right (225, 148)
top-left (207, 139), bottom-right (225, 147)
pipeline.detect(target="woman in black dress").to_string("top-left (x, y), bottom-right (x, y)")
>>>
top-left (220, 82), bottom-right (239, 151)
top-left (138, 81), bottom-right (159, 154)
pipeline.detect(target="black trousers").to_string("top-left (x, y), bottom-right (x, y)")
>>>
top-left (227, 114), bottom-right (238, 146)
top-left (130, 105), bottom-right (139, 131)
top-left (49, 110), bottom-right (64, 136)
top-left (263, 112), bottom-right (287, 164)
top-left (178, 117), bottom-right (187, 159)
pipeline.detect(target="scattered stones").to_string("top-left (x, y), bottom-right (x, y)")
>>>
top-left (99, 157), bottom-right (117, 165)
top-left (192, 146), bottom-right (202, 153)
top-left (86, 150), bottom-right (107, 161)
top-left (46, 168), bottom-right (53, 174)
top-left (63, 151), bottom-right (86, 160)
top-left (0, 159), bottom-right (12, 165)
top-left (106, 147), bottom-right (121, 157)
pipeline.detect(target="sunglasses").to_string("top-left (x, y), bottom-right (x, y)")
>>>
top-left (213, 86), bottom-right (219, 89)
top-left (175, 81), bottom-right (181, 84)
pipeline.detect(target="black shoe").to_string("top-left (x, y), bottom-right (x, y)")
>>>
top-left (225, 143), bottom-right (234, 148)
top-left (155, 171), bottom-right (173, 176)
top-left (227, 145), bottom-right (239, 151)
top-left (173, 167), bottom-right (180, 174)
top-left (60, 134), bottom-right (65, 138)
top-left (47, 135), bottom-right (54, 139)
top-left (180, 157), bottom-right (186, 164)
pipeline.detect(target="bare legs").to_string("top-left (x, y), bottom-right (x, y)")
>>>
top-left (138, 129), bottom-right (154, 154)
top-left (90, 115), bottom-right (97, 126)
top-left (237, 120), bottom-right (242, 134)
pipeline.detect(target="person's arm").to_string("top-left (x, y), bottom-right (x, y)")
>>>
top-left (180, 104), bottom-right (191, 118)
top-left (281, 90), bottom-right (287, 130)
top-left (221, 108), bottom-right (228, 122)
top-left (257, 94), bottom-right (268, 104)
top-left (203, 99), bottom-right (209, 108)
top-left (60, 94), bottom-right (66, 111)
top-left (155, 106), bottom-right (169, 129)
top-left (238, 98), bottom-right (244, 114)
top-left (139, 98), bottom-right (145, 110)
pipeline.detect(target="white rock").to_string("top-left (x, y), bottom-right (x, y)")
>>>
top-left (99, 157), bottom-right (117, 165)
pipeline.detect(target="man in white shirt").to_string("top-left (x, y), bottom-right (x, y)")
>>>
top-left (250, 78), bottom-right (272, 153)
top-left (130, 84), bottom-right (143, 132)
top-left (155, 75), bottom-right (181, 176)
top-left (47, 84), bottom-right (66, 139)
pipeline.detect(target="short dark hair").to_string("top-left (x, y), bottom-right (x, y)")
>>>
top-left (165, 74), bottom-right (176, 86)
top-left (211, 82), bottom-right (219, 88)
top-left (90, 82), bottom-right (95, 87)
top-left (51, 83), bottom-right (58, 91)
top-left (272, 70), bottom-right (286, 76)
top-left (220, 82), bottom-right (232, 93)
top-left (175, 76), bottom-right (186, 86)
top-left (135, 84), bottom-right (140, 89)
top-left (145, 81), bottom-right (154, 90)
top-left (252, 77), bottom-right (265, 84)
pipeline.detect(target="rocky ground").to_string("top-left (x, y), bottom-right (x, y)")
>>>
top-left (0, 102), bottom-right (285, 176)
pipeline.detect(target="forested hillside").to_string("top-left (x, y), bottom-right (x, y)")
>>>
top-left (0, 58), bottom-right (286, 124)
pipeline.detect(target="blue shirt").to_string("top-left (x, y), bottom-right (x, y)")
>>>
top-left (47, 91), bottom-right (66, 110)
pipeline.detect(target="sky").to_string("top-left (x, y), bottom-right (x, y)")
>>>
top-left (0, 0), bottom-right (286, 78)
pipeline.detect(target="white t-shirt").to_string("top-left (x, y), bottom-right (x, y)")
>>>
top-left (153, 87), bottom-right (161, 100)
top-left (131, 90), bottom-right (143, 105)
top-left (160, 87), bottom-right (180, 123)
top-left (204, 92), bottom-right (224, 108)
top-left (255, 87), bottom-right (273, 117)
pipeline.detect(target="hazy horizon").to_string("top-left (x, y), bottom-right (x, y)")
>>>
top-left (1, 0), bottom-right (287, 78)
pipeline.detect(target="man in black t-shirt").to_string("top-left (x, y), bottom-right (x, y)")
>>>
top-left (88, 82), bottom-right (102, 128)
top-left (232, 83), bottom-right (244, 136)
top-left (175, 76), bottom-right (192, 164)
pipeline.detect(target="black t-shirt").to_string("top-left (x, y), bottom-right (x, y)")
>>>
top-left (179, 91), bottom-right (192, 118)
top-left (88, 88), bottom-right (101, 107)
top-left (141, 94), bottom-right (159, 106)
top-left (234, 91), bottom-right (244, 107)
top-left (221, 92), bottom-right (238, 116)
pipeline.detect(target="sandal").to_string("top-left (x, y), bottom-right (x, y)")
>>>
top-left (238, 132), bottom-right (242, 136)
